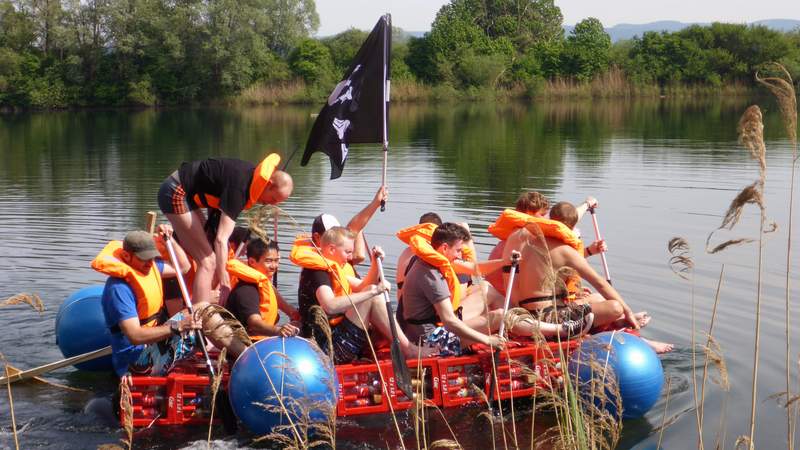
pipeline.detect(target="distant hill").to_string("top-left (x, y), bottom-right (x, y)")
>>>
top-left (399, 20), bottom-right (799, 43)
top-left (562, 19), bottom-right (800, 42)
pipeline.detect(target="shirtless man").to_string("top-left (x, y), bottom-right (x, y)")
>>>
top-left (503, 202), bottom-right (673, 353)
top-left (400, 223), bottom-right (593, 355)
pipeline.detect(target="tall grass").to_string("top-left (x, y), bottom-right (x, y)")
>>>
top-left (754, 63), bottom-right (798, 450)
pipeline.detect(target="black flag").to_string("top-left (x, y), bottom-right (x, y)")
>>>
top-left (301, 14), bottom-right (391, 179)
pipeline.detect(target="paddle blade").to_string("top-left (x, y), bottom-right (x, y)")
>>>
top-left (390, 340), bottom-right (414, 400)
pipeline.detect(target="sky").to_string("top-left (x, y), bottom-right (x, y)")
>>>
top-left (314, 0), bottom-right (800, 36)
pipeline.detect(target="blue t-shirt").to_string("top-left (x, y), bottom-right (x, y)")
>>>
top-left (101, 260), bottom-right (165, 377)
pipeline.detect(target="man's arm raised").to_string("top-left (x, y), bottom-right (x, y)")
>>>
top-left (347, 186), bottom-right (388, 265)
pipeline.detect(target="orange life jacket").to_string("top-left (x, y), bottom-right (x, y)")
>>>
top-left (226, 259), bottom-right (279, 340)
top-left (193, 153), bottom-right (281, 213)
top-left (91, 241), bottom-right (164, 327)
top-left (289, 235), bottom-right (354, 326)
top-left (395, 223), bottom-right (461, 311)
top-left (488, 209), bottom-right (585, 255)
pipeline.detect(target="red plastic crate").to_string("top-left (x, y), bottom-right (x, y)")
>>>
top-left (437, 354), bottom-right (490, 407)
top-left (127, 372), bottom-right (217, 427)
top-left (334, 361), bottom-right (392, 416)
top-left (383, 357), bottom-right (441, 410)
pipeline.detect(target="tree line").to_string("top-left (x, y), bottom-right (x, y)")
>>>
top-left (2, 0), bottom-right (799, 109)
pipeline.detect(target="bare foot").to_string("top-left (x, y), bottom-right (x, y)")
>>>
top-left (635, 311), bottom-right (651, 328)
top-left (643, 338), bottom-right (673, 354)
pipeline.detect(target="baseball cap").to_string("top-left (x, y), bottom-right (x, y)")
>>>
top-left (123, 230), bottom-right (160, 261)
top-left (311, 214), bottom-right (341, 236)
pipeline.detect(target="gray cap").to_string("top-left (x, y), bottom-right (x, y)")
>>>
top-left (123, 231), bottom-right (160, 261)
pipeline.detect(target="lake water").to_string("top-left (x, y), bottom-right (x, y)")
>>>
top-left (0, 98), bottom-right (798, 449)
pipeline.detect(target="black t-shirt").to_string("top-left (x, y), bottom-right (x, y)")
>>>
top-left (298, 268), bottom-right (335, 341)
top-left (178, 158), bottom-right (255, 219)
top-left (226, 283), bottom-right (261, 330)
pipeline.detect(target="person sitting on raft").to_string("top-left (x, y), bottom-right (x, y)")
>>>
top-left (501, 201), bottom-right (674, 353)
top-left (295, 226), bottom-right (432, 364)
top-left (93, 228), bottom-right (249, 383)
top-left (396, 212), bottom-right (476, 302)
top-left (226, 237), bottom-right (300, 340)
top-left (399, 223), bottom-right (594, 356)
top-left (157, 154), bottom-right (293, 306)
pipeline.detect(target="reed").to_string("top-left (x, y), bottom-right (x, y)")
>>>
top-left (206, 348), bottom-right (227, 448)
top-left (1, 354), bottom-right (19, 450)
top-left (247, 205), bottom-right (408, 450)
top-left (1, 293), bottom-right (44, 313)
top-left (755, 62), bottom-right (798, 450)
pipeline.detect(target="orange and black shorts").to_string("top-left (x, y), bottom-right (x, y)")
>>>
top-left (157, 171), bottom-right (198, 215)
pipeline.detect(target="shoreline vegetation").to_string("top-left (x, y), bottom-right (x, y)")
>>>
top-left (1, 0), bottom-right (798, 112)
top-left (229, 69), bottom-right (760, 107)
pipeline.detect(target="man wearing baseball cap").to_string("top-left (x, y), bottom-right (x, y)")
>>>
top-left (92, 227), bottom-right (249, 382)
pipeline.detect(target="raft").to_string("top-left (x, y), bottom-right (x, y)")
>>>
top-left (123, 338), bottom-right (578, 427)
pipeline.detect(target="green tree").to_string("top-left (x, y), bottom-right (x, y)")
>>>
top-left (289, 38), bottom-right (334, 84)
top-left (323, 28), bottom-right (368, 74)
top-left (562, 17), bottom-right (611, 81)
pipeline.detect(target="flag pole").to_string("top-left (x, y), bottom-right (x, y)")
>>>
top-left (380, 14), bottom-right (390, 212)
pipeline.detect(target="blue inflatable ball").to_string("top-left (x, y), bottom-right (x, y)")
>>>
top-left (568, 331), bottom-right (664, 419)
top-left (55, 285), bottom-right (113, 371)
top-left (229, 336), bottom-right (337, 436)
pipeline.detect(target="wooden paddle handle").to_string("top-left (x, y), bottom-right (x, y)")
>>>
top-left (145, 211), bottom-right (158, 234)
top-left (0, 346), bottom-right (112, 385)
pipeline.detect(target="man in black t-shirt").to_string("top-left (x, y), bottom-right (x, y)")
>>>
top-left (226, 238), bottom-right (299, 338)
top-left (157, 154), bottom-right (293, 307)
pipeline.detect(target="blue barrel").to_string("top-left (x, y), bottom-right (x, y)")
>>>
top-left (228, 337), bottom-right (337, 435)
top-left (568, 331), bottom-right (664, 419)
top-left (55, 285), bottom-right (113, 372)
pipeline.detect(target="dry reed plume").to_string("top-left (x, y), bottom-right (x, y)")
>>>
top-left (1, 293), bottom-right (44, 313)
top-left (119, 379), bottom-right (133, 450)
top-left (756, 62), bottom-right (799, 450)
top-left (206, 347), bottom-right (227, 448)
top-left (250, 346), bottom-right (337, 449)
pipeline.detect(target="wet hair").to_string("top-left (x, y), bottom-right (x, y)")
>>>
top-left (418, 212), bottom-right (443, 225)
top-left (431, 222), bottom-right (471, 249)
top-left (321, 226), bottom-right (356, 247)
top-left (550, 202), bottom-right (579, 229)
top-left (246, 238), bottom-right (279, 260)
top-left (515, 191), bottom-right (549, 215)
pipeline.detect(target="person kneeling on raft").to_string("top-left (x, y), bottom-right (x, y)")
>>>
top-left (226, 237), bottom-right (300, 340)
top-left (399, 223), bottom-right (593, 357)
top-left (92, 228), bottom-right (249, 383)
top-left (295, 226), bottom-right (434, 364)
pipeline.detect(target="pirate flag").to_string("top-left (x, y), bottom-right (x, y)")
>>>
top-left (301, 14), bottom-right (391, 179)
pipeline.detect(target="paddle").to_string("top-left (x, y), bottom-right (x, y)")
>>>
top-left (375, 255), bottom-right (414, 400)
top-left (0, 346), bottom-right (112, 385)
top-left (489, 251), bottom-right (520, 403)
top-left (587, 205), bottom-right (612, 284)
top-left (163, 235), bottom-right (216, 378)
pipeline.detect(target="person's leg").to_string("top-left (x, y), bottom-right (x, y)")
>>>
top-left (345, 295), bottom-right (433, 358)
top-left (165, 210), bottom-right (216, 304)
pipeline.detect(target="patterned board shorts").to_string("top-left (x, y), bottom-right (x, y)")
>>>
top-left (424, 326), bottom-right (462, 357)
top-left (330, 318), bottom-right (369, 365)
top-left (128, 312), bottom-right (198, 377)
top-left (157, 171), bottom-right (197, 215)
top-left (533, 302), bottom-right (592, 324)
